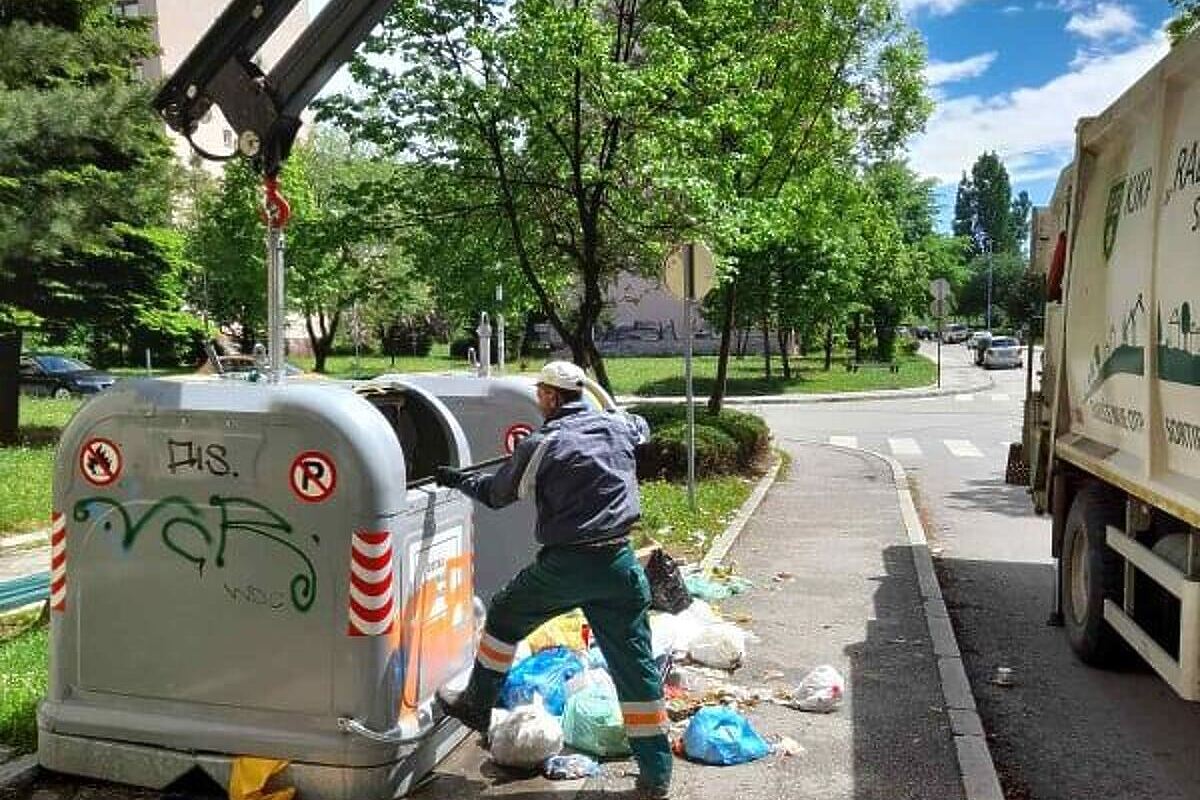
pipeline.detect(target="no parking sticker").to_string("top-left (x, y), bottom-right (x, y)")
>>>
top-left (504, 423), bottom-right (534, 455)
top-left (79, 438), bottom-right (122, 487)
top-left (290, 451), bottom-right (337, 503)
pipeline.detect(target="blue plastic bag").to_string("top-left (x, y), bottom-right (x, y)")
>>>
top-left (682, 706), bottom-right (771, 766)
top-left (500, 646), bottom-right (587, 716)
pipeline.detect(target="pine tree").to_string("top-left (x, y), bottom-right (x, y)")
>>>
top-left (0, 0), bottom-right (178, 441)
top-left (952, 171), bottom-right (974, 238)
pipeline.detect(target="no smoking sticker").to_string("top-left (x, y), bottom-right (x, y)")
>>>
top-left (80, 438), bottom-right (122, 487)
top-left (290, 451), bottom-right (337, 503)
top-left (503, 423), bottom-right (534, 455)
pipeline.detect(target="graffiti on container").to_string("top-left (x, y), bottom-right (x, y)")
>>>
top-left (224, 582), bottom-right (288, 611)
top-left (167, 439), bottom-right (234, 477)
top-left (72, 495), bottom-right (317, 612)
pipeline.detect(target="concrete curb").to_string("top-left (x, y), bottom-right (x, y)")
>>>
top-left (0, 754), bottom-right (40, 791)
top-left (698, 452), bottom-right (783, 572)
top-left (0, 530), bottom-right (50, 551)
top-left (824, 443), bottom-right (1004, 800)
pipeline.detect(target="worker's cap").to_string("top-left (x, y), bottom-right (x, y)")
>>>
top-left (537, 360), bottom-right (587, 391)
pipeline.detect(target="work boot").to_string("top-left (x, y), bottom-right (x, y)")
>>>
top-left (633, 781), bottom-right (671, 800)
top-left (435, 688), bottom-right (490, 734)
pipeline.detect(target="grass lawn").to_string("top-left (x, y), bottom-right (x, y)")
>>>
top-left (606, 352), bottom-right (935, 396)
top-left (0, 612), bottom-right (47, 754)
top-left (634, 474), bottom-right (755, 561)
top-left (292, 343), bottom-right (463, 379)
top-left (0, 397), bottom-right (83, 537)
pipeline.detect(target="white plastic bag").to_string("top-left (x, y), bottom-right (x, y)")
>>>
top-left (488, 695), bottom-right (564, 769)
top-left (687, 623), bottom-right (746, 669)
top-left (793, 665), bottom-right (845, 713)
top-left (663, 599), bottom-right (721, 656)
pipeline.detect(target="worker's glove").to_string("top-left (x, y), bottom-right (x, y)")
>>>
top-left (435, 466), bottom-right (466, 489)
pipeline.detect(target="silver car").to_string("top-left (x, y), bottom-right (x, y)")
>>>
top-left (982, 336), bottom-right (1023, 369)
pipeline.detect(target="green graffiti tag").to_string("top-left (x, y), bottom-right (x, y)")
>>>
top-left (72, 495), bottom-right (317, 612)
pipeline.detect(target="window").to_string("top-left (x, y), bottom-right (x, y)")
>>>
top-left (223, 129), bottom-right (235, 148)
top-left (114, 1), bottom-right (139, 17)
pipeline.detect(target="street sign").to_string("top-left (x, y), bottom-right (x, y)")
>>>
top-left (664, 243), bottom-right (716, 300)
top-left (929, 278), bottom-right (951, 301)
top-left (930, 298), bottom-right (947, 318)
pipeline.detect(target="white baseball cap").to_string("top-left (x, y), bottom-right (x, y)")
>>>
top-left (537, 360), bottom-right (587, 391)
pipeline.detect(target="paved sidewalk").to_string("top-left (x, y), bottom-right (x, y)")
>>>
top-left (411, 442), bottom-right (969, 800)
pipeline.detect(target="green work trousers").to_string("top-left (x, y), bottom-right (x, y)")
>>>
top-left (464, 541), bottom-right (671, 790)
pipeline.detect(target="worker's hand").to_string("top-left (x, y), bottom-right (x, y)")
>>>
top-left (435, 466), bottom-right (466, 489)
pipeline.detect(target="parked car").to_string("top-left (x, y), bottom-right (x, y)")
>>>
top-left (966, 330), bottom-right (993, 350)
top-left (981, 336), bottom-right (1023, 369)
top-left (196, 354), bottom-right (304, 379)
top-left (19, 354), bottom-right (115, 398)
top-left (940, 323), bottom-right (969, 343)
top-left (914, 325), bottom-right (933, 340)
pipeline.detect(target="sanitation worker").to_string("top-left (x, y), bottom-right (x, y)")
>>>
top-left (434, 360), bottom-right (670, 799)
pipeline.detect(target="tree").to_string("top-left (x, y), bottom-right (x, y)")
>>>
top-left (952, 152), bottom-right (1017, 256)
top-left (1009, 190), bottom-right (1032, 254)
top-left (0, 0), bottom-right (178, 441)
top-left (1168, 0), bottom-right (1200, 44)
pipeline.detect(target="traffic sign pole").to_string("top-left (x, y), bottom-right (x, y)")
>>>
top-left (684, 243), bottom-right (696, 513)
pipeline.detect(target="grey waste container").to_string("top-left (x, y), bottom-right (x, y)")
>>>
top-left (40, 378), bottom-right (478, 799)
top-left (364, 374), bottom-right (542, 606)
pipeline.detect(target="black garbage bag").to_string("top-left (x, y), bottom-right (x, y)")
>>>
top-left (646, 548), bottom-right (692, 614)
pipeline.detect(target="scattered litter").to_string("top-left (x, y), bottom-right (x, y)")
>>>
top-left (543, 754), bottom-right (600, 780)
top-left (682, 706), bottom-right (771, 766)
top-left (228, 756), bottom-right (295, 800)
top-left (646, 548), bottom-right (693, 614)
top-left (525, 609), bottom-right (588, 653)
top-left (760, 670), bottom-right (786, 681)
top-left (685, 571), bottom-right (753, 602)
top-left (772, 572), bottom-right (794, 583)
top-left (688, 623), bottom-right (746, 670)
top-left (991, 667), bottom-right (1015, 687)
top-left (566, 667), bottom-right (617, 700)
top-left (773, 736), bottom-right (804, 757)
top-left (500, 646), bottom-right (587, 716)
top-left (788, 665), bottom-right (845, 713)
top-left (562, 684), bottom-right (631, 757)
top-left (489, 695), bottom-right (563, 769)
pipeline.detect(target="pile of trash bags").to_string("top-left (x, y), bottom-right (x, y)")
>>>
top-left (483, 548), bottom-right (846, 777)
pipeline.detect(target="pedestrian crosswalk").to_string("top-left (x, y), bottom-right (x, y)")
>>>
top-left (825, 434), bottom-right (1011, 459)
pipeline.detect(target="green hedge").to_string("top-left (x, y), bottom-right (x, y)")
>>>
top-left (631, 404), bottom-right (770, 480)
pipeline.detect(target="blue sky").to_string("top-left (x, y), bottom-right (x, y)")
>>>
top-left (904, 1), bottom-right (1174, 228)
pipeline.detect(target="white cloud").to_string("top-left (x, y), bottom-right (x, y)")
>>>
top-left (1065, 2), bottom-right (1139, 41)
top-left (925, 52), bottom-right (997, 86)
top-left (909, 33), bottom-right (1169, 185)
top-left (1001, 5), bottom-right (1023, 13)
top-left (900, 0), bottom-right (973, 16)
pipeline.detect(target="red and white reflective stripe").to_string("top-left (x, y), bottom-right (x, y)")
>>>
top-left (347, 531), bottom-right (395, 636)
top-left (476, 631), bottom-right (518, 673)
top-left (621, 699), bottom-right (670, 737)
top-left (49, 512), bottom-right (67, 612)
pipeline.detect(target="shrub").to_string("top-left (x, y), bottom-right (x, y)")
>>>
top-left (899, 337), bottom-right (920, 356)
top-left (630, 404), bottom-right (770, 480)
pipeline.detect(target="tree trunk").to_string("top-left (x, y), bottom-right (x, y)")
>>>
top-left (824, 323), bottom-right (834, 371)
top-left (708, 282), bottom-right (737, 414)
top-left (0, 327), bottom-right (21, 445)
top-left (737, 328), bottom-right (749, 358)
top-left (306, 309), bottom-right (341, 374)
top-left (761, 314), bottom-right (772, 380)
top-left (852, 313), bottom-right (863, 362)
top-left (777, 328), bottom-right (791, 380)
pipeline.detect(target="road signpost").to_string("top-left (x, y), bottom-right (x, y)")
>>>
top-left (664, 242), bottom-right (716, 511)
top-left (929, 279), bottom-right (952, 389)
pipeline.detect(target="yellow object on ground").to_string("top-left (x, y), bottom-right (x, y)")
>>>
top-left (525, 608), bottom-right (588, 652)
top-left (228, 756), bottom-right (296, 800)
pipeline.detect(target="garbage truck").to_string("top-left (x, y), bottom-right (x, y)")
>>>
top-left (1024, 32), bottom-right (1200, 701)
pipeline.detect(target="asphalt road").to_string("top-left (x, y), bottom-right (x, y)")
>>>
top-left (753, 343), bottom-right (1200, 800)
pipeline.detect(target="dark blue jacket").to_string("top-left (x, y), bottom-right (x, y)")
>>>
top-left (458, 401), bottom-right (650, 547)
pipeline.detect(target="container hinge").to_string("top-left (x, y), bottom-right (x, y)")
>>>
top-left (337, 706), bottom-right (437, 744)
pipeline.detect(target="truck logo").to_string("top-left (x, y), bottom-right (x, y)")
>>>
top-left (1103, 178), bottom-right (1125, 260)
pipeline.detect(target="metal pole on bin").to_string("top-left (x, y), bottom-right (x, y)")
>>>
top-left (477, 312), bottom-right (492, 378)
top-left (495, 284), bottom-right (505, 374)
top-left (684, 243), bottom-right (697, 513)
top-left (263, 175), bottom-right (290, 383)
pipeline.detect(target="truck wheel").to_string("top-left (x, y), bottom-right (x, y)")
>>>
top-left (1061, 485), bottom-right (1127, 666)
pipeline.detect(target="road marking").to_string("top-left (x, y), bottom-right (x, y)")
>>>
top-left (991, 393), bottom-right (1011, 402)
top-left (828, 436), bottom-right (858, 448)
top-left (944, 439), bottom-right (984, 458)
top-left (954, 394), bottom-right (974, 402)
top-left (888, 438), bottom-right (923, 456)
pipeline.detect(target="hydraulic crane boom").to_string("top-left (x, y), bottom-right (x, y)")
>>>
top-left (152, 0), bottom-right (393, 176)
